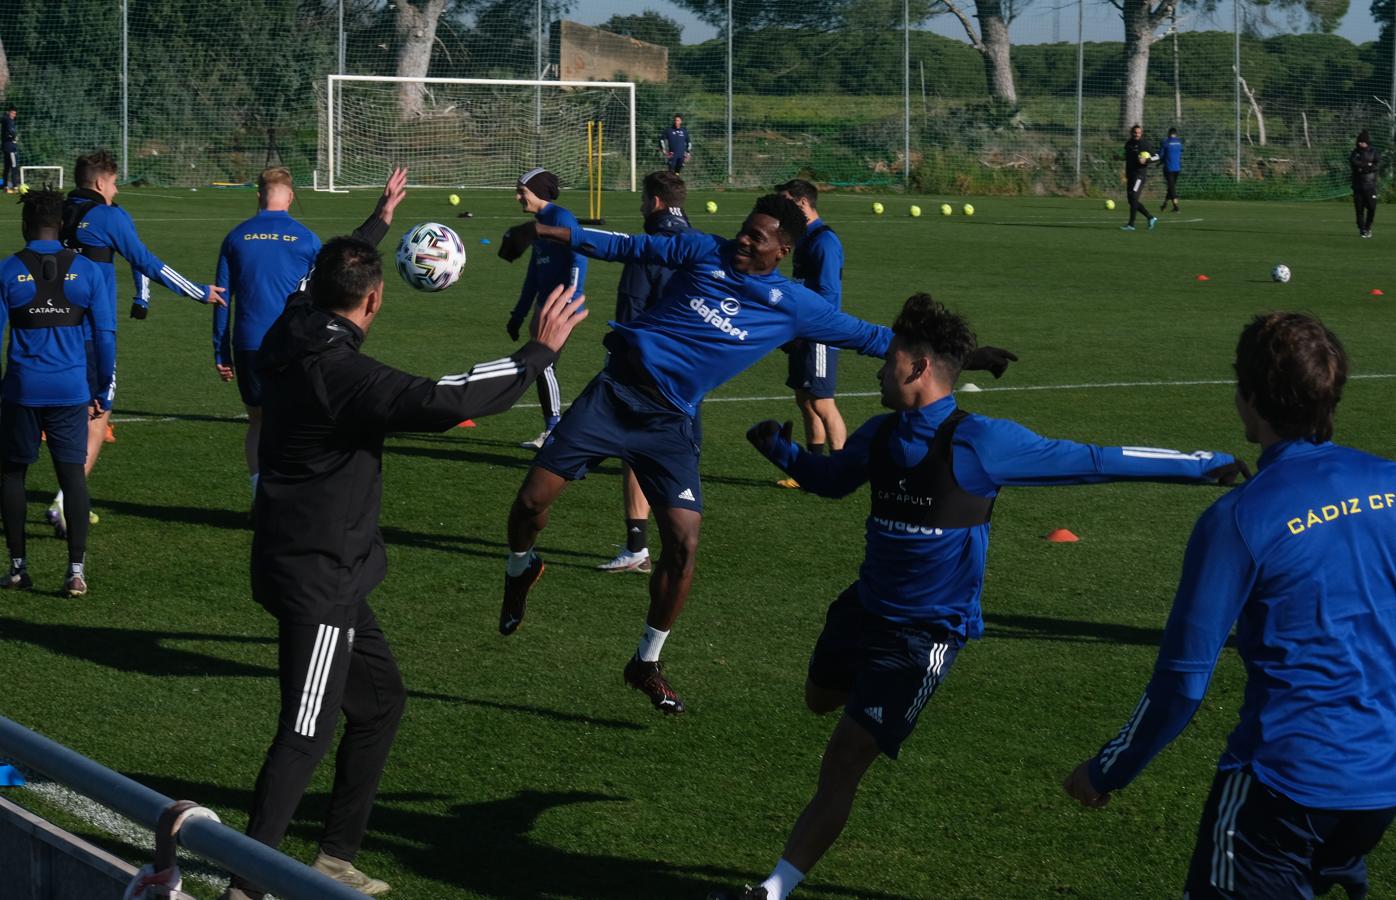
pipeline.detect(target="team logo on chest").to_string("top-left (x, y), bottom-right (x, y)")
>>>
top-left (769, 288), bottom-right (783, 305)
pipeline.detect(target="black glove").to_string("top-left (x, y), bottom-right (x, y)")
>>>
top-left (1206, 458), bottom-right (1252, 486)
top-left (963, 345), bottom-right (1017, 379)
top-left (129, 302), bottom-right (148, 320)
top-left (506, 317), bottom-right (523, 342)
top-left (497, 221), bottom-right (538, 263)
top-left (746, 419), bottom-right (793, 458)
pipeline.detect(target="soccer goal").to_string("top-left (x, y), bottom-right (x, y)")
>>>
top-left (20, 166), bottom-right (63, 190)
top-left (316, 75), bottom-right (636, 193)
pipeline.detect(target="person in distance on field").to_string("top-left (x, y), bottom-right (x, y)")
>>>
top-left (0, 191), bottom-right (114, 598)
top-left (1160, 127), bottom-right (1183, 213)
top-left (597, 169), bottom-right (693, 575)
top-left (1122, 124), bottom-right (1158, 232)
top-left (661, 114), bottom-right (691, 174)
top-left (222, 168), bottom-right (587, 900)
top-left (505, 168), bottom-right (587, 449)
top-left (1, 107), bottom-right (19, 194)
top-left (495, 195), bottom-right (1017, 716)
top-left (212, 166), bottom-right (322, 501)
top-left (1350, 130), bottom-right (1379, 238)
top-left (1065, 312), bottom-right (1396, 899)
top-left (710, 293), bottom-right (1248, 900)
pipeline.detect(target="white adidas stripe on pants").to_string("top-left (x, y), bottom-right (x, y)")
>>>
top-left (294, 624), bottom-right (341, 738)
top-left (1210, 769), bottom-right (1253, 893)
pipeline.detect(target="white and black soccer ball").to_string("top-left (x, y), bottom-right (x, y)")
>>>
top-left (1271, 264), bottom-right (1291, 284)
top-left (396, 222), bottom-right (466, 292)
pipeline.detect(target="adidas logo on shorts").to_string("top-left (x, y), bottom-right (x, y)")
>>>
top-left (677, 488), bottom-right (696, 502)
top-left (864, 706), bottom-right (883, 724)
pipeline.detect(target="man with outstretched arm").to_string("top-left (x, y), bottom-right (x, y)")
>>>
top-left (495, 197), bottom-right (1017, 716)
top-left (1065, 312), bottom-right (1396, 899)
top-left (709, 293), bottom-right (1246, 900)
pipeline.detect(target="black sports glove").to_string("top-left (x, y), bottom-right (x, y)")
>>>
top-left (746, 419), bottom-right (793, 458)
top-left (497, 221), bottom-right (538, 263)
top-left (129, 302), bottom-right (148, 320)
top-left (963, 345), bottom-right (1017, 379)
top-left (1206, 458), bottom-right (1252, 486)
top-left (506, 316), bottom-right (523, 342)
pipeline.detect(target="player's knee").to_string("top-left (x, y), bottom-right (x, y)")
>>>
top-left (805, 680), bottom-right (845, 715)
top-left (657, 524), bottom-right (699, 572)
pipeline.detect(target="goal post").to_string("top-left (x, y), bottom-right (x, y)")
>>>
top-left (317, 75), bottom-right (636, 194)
top-left (20, 166), bottom-right (64, 190)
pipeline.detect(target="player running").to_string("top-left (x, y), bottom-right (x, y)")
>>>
top-left (495, 195), bottom-right (1017, 715)
top-left (213, 166), bottom-right (321, 500)
top-left (1122, 125), bottom-right (1158, 232)
top-left (709, 293), bottom-right (1246, 900)
top-left (1065, 312), bottom-right (1396, 899)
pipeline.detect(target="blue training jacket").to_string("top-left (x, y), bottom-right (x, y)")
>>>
top-left (213, 209), bottom-right (320, 364)
top-left (510, 202), bottom-right (587, 324)
top-left (1091, 438), bottom-right (1396, 810)
top-left (0, 240), bottom-right (116, 407)
top-left (615, 207), bottom-right (691, 323)
top-left (794, 217), bottom-right (843, 309)
top-left (764, 395), bottom-right (1236, 633)
top-left (572, 226), bottom-right (890, 417)
top-left (1159, 136), bottom-right (1183, 173)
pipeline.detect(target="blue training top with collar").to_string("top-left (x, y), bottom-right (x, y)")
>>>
top-left (213, 209), bottom-right (321, 363)
top-left (792, 217), bottom-right (843, 309)
top-left (510, 202), bottom-right (587, 324)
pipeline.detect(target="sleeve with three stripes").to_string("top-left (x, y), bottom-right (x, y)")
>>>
top-left (107, 206), bottom-right (209, 302)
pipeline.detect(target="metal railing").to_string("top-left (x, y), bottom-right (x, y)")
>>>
top-left (0, 713), bottom-right (366, 900)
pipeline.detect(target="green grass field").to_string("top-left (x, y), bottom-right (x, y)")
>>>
top-left (1, 185), bottom-right (1394, 899)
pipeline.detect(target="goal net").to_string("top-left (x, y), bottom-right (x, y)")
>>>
top-left (317, 76), bottom-right (635, 192)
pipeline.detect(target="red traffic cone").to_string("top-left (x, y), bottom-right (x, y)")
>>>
top-left (1369, 289), bottom-right (1384, 297)
top-left (456, 419), bottom-right (477, 428)
top-left (1195, 274), bottom-right (1210, 282)
top-left (1045, 528), bottom-right (1080, 543)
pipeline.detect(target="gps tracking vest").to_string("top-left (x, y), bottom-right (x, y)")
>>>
top-left (13, 249), bottom-right (85, 328)
top-left (59, 198), bottom-right (116, 263)
top-left (869, 409), bottom-right (995, 529)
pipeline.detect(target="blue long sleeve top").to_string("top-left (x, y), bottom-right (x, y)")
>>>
top-left (64, 188), bottom-right (210, 311)
top-left (571, 227), bottom-right (891, 417)
top-left (510, 202), bottom-right (587, 323)
top-left (213, 209), bottom-right (320, 364)
top-left (1090, 439), bottom-right (1396, 810)
top-left (793, 218), bottom-right (843, 309)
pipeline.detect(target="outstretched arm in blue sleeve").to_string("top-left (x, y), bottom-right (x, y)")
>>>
top-left (749, 416), bottom-right (881, 499)
top-left (571, 228), bottom-right (711, 270)
top-left (795, 298), bottom-right (892, 360)
top-left (107, 207), bottom-right (211, 303)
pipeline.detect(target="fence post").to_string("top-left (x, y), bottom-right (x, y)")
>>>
top-left (904, 0), bottom-right (911, 189)
top-left (726, 0), bottom-right (733, 185)
top-left (1234, 0), bottom-right (1241, 182)
top-left (121, 0), bottom-right (128, 181)
top-left (1074, 0), bottom-right (1083, 184)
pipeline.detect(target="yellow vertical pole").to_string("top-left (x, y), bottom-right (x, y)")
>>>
top-left (596, 120), bottom-right (603, 221)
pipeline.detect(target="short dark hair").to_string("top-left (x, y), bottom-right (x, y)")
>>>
top-left (750, 193), bottom-right (807, 245)
top-left (309, 237), bottom-right (383, 313)
top-left (75, 150), bottom-right (119, 187)
top-left (1234, 312), bottom-right (1347, 443)
top-left (892, 293), bottom-right (977, 381)
top-left (1357, 130), bottom-right (1371, 144)
top-left (775, 179), bottom-right (818, 210)
top-left (20, 190), bottom-right (64, 234)
top-left (1168, 127), bottom-right (1178, 136)
top-left (6, 106), bottom-right (15, 113)
top-left (642, 170), bottom-right (686, 208)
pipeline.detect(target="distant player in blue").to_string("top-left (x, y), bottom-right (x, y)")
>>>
top-left (495, 197), bottom-right (1018, 716)
top-left (708, 294), bottom-right (1246, 900)
top-left (0, 191), bottom-right (117, 598)
top-left (1065, 312), bottom-right (1396, 899)
top-left (774, 179), bottom-right (847, 489)
top-left (506, 168), bottom-right (586, 449)
top-left (1160, 127), bottom-right (1183, 213)
top-left (214, 166), bottom-right (321, 498)
top-left (54, 149), bottom-right (226, 534)
top-left (661, 115), bottom-right (691, 174)
top-left (1, 107), bottom-right (18, 193)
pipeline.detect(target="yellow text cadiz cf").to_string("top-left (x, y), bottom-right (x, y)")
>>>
top-left (1288, 493), bottom-right (1396, 535)
top-left (16, 273), bottom-right (78, 283)
top-left (244, 233), bottom-right (299, 242)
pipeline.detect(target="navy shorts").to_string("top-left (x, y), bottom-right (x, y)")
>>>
top-left (1183, 767), bottom-right (1396, 899)
top-left (785, 341), bottom-right (838, 399)
top-left (533, 368), bottom-right (703, 512)
top-left (85, 341), bottom-right (114, 411)
top-left (234, 348), bottom-right (265, 408)
top-left (1, 403), bottom-right (89, 465)
top-left (807, 584), bottom-right (961, 759)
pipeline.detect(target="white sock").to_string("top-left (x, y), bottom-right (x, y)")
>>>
top-left (250, 472), bottom-right (260, 496)
top-left (506, 549), bottom-right (535, 577)
top-left (637, 624), bottom-right (669, 663)
top-left (760, 859), bottom-right (805, 900)
top-left (53, 489), bottom-right (64, 510)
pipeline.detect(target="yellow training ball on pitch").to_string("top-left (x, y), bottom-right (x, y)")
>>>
top-left (706, 200), bottom-right (717, 213)
top-left (1139, 151), bottom-right (1151, 164)
top-left (1105, 198), bottom-right (1116, 211)
top-left (909, 205), bottom-right (922, 217)
top-left (449, 194), bottom-right (460, 206)
top-left (16, 184), bottom-right (28, 195)
top-left (963, 204), bottom-right (975, 216)
top-left (872, 202), bottom-right (884, 215)
top-left (940, 203), bottom-right (952, 216)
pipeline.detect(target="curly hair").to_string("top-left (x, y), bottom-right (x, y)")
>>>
top-left (750, 193), bottom-right (808, 245)
top-left (1234, 312), bottom-right (1347, 443)
top-left (19, 189), bottom-right (64, 234)
top-left (892, 293), bottom-right (977, 379)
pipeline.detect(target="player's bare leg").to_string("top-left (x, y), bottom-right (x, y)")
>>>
top-left (804, 679), bottom-right (847, 716)
top-left (796, 393), bottom-right (826, 450)
top-left (624, 504), bottom-right (700, 714)
top-left (500, 465), bottom-right (569, 635)
top-left (808, 396), bottom-right (846, 451)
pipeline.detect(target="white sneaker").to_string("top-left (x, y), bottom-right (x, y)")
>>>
top-left (597, 548), bottom-right (652, 573)
top-left (519, 430), bottom-right (551, 450)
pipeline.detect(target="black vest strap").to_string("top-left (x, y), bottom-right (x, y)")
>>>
top-left (12, 249), bottom-right (87, 329)
top-left (868, 409), bottom-right (995, 530)
top-left (60, 198), bottom-right (115, 264)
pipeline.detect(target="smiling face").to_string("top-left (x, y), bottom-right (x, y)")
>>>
top-left (732, 212), bottom-right (790, 275)
top-left (515, 184), bottom-right (546, 214)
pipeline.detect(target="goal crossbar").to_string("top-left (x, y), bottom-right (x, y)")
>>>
top-left (20, 166), bottom-right (64, 189)
top-left (321, 75), bottom-right (636, 193)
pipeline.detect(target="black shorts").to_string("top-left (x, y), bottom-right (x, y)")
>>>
top-left (1183, 767), bottom-right (1396, 899)
top-left (807, 585), bottom-right (962, 759)
top-left (785, 341), bottom-right (838, 399)
top-left (1, 403), bottom-right (88, 465)
top-left (235, 348), bottom-right (265, 408)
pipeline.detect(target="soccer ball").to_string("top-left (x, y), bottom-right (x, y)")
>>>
top-left (909, 205), bottom-right (922, 217)
top-left (962, 204), bottom-right (975, 216)
top-left (872, 202), bottom-right (884, 215)
top-left (940, 203), bottom-right (952, 216)
top-left (396, 223), bottom-right (466, 292)
top-left (706, 200), bottom-right (718, 213)
top-left (1271, 264), bottom-right (1291, 284)
top-left (1105, 198), bottom-right (1116, 211)
top-left (1138, 151), bottom-right (1151, 164)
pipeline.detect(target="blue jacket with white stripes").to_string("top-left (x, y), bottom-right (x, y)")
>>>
top-left (510, 202), bottom-right (587, 326)
top-left (758, 394), bottom-right (1237, 633)
top-left (1090, 438), bottom-right (1396, 810)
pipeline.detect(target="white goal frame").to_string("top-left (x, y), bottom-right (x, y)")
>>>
top-left (20, 166), bottom-right (63, 189)
top-left (319, 75), bottom-right (637, 193)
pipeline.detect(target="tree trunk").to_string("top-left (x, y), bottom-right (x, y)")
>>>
top-left (1119, 0), bottom-right (1176, 131)
top-left (1238, 73), bottom-right (1266, 146)
top-left (395, 0), bottom-right (446, 119)
top-left (0, 35), bottom-right (9, 97)
top-left (975, 0), bottom-right (1018, 107)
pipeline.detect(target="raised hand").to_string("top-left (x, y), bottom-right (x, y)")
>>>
top-left (530, 283), bottom-right (588, 354)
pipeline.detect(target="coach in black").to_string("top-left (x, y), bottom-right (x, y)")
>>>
top-left (222, 169), bottom-right (587, 899)
top-left (1350, 130), bottom-right (1379, 238)
top-left (1122, 124), bottom-right (1157, 232)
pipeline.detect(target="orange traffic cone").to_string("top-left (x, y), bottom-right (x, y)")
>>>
top-left (1045, 528), bottom-right (1080, 543)
top-left (456, 419), bottom-right (477, 428)
top-left (1369, 289), bottom-right (1384, 297)
top-left (1195, 274), bottom-right (1210, 282)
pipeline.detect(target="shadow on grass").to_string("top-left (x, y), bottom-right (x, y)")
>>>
top-left (0, 618), bottom-right (642, 731)
top-left (984, 613), bottom-right (1164, 646)
top-left (129, 776), bottom-right (903, 899)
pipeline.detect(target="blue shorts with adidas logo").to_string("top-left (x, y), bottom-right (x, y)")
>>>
top-left (808, 584), bottom-right (963, 759)
top-left (533, 367), bottom-right (704, 513)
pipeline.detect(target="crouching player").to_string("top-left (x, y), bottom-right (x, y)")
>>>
top-left (1065, 312), bottom-right (1396, 899)
top-left (711, 293), bottom-right (1248, 900)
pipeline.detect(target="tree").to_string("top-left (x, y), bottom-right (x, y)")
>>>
top-left (396, 0), bottom-right (449, 117)
top-left (931, 0), bottom-right (1031, 108)
top-left (600, 11), bottom-right (684, 49)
